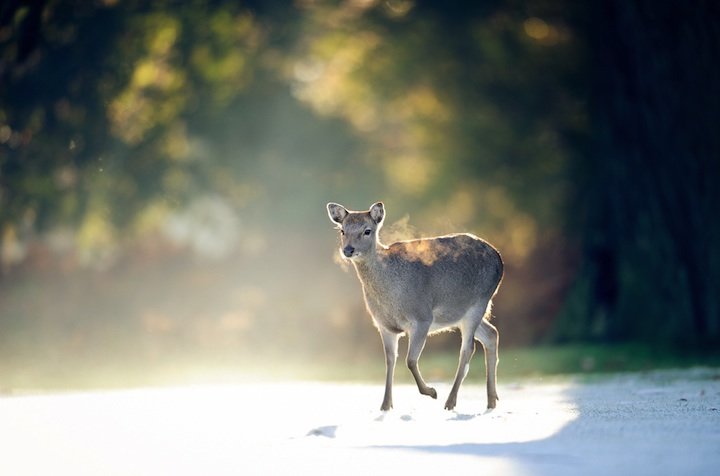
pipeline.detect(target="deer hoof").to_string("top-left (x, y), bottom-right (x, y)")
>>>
top-left (422, 387), bottom-right (437, 399)
top-left (487, 395), bottom-right (498, 409)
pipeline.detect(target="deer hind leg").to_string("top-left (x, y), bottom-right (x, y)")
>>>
top-left (475, 316), bottom-right (499, 409)
top-left (406, 319), bottom-right (437, 400)
top-left (444, 319), bottom-right (479, 410)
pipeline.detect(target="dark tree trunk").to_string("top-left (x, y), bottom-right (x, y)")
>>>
top-left (562, 0), bottom-right (720, 346)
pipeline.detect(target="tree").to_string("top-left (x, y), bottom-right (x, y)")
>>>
top-left (557, 0), bottom-right (720, 346)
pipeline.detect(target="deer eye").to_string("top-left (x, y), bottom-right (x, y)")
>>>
top-left (364, 229), bottom-right (372, 236)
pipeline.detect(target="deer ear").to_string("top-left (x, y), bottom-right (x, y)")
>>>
top-left (369, 201), bottom-right (385, 225)
top-left (327, 202), bottom-right (348, 224)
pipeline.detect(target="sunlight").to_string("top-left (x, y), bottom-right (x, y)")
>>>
top-left (108, 15), bottom-right (186, 144)
top-left (0, 381), bottom-right (578, 475)
top-left (522, 16), bottom-right (569, 46)
top-left (76, 209), bottom-right (118, 269)
top-left (383, 0), bottom-right (414, 18)
top-left (383, 154), bottom-right (436, 195)
top-left (325, 381), bottom-right (578, 447)
top-left (523, 17), bottom-right (550, 41)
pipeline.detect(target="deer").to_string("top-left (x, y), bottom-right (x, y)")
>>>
top-left (326, 201), bottom-right (503, 411)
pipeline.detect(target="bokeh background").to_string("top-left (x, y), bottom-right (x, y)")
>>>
top-left (1, 0), bottom-right (718, 389)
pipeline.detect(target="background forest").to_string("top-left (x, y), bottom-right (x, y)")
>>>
top-left (1, 0), bottom-right (718, 388)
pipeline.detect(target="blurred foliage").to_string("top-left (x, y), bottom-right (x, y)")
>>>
top-left (0, 0), bottom-right (718, 388)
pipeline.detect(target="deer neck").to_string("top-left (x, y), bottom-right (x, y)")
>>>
top-left (352, 244), bottom-right (387, 286)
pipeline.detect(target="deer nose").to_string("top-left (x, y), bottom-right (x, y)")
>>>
top-left (343, 245), bottom-right (355, 257)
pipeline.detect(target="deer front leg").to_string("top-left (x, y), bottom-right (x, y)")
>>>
top-left (406, 320), bottom-right (437, 400)
top-left (380, 329), bottom-right (399, 411)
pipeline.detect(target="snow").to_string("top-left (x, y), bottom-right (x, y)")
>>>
top-left (0, 369), bottom-right (718, 475)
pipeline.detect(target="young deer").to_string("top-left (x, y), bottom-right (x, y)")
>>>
top-left (327, 202), bottom-right (503, 411)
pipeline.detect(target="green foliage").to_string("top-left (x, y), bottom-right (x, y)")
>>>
top-left (0, 0), bottom-right (718, 388)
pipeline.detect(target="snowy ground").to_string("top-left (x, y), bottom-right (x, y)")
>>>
top-left (1, 368), bottom-right (718, 475)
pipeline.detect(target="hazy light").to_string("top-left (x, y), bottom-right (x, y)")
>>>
top-left (523, 17), bottom-right (550, 40)
top-left (383, 0), bottom-right (414, 18)
top-left (383, 155), bottom-right (436, 195)
top-left (293, 58), bottom-right (325, 83)
top-left (164, 195), bottom-right (240, 259)
top-left (0, 125), bottom-right (12, 143)
top-left (523, 17), bottom-right (569, 45)
top-left (1, 225), bottom-right (27, 269)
